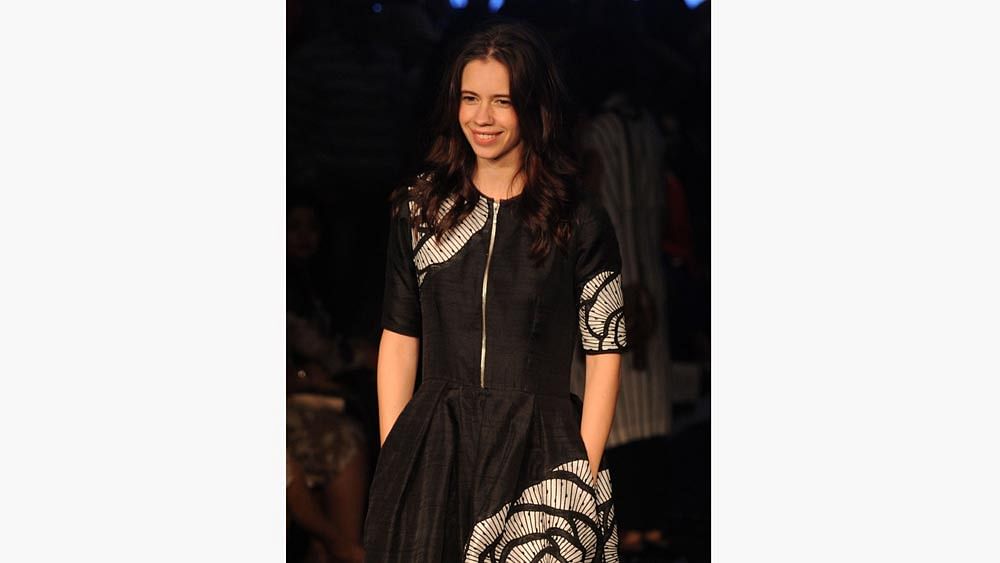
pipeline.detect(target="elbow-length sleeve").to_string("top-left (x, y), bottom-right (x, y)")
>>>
top-left (574, 201), bottom-right (629, 354)
top-left (380, 198), bottom-right (422, 337)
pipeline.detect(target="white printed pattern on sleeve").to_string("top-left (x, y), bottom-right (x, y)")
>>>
top-left (578, 271), bottom-right (627, 352)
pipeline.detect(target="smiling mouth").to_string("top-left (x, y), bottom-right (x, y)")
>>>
top-left (474, 132), bottom-right (501, 140)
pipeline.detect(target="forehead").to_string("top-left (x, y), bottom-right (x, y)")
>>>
top-left (460, 58), bottom-right (511, 95)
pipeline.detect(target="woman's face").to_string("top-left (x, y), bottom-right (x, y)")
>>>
top-left (458, 58), bottom-right (523, 167)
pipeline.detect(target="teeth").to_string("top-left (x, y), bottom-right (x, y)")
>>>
top-left (476, 132), bottom-right (499, 138)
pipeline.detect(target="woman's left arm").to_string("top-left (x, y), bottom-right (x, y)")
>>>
top-left (580, 352), bottom-right (622, 483)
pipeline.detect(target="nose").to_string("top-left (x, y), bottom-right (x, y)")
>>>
top-left (474, 102), bottom-right (494, 125)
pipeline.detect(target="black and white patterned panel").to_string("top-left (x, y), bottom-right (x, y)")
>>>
top-left (578, 271), bottom-right (627, 352)
top-left (592, 464), bottom-right (618, 563)
top-left (411, 195), bottom-right (491, 286)
top-left (463, 459), bottom-right (619, 563)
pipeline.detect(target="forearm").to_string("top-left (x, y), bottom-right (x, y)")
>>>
top-left (376, 329), bottom-right (420, 446)
top-left (580, 353), bottom-right (622, 481)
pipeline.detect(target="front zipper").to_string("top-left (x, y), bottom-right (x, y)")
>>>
top-left (479, 199), bottom-right (500, 388)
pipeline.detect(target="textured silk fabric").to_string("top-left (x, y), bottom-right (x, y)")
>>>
top-left (365, 189), bottom-right (628, 562)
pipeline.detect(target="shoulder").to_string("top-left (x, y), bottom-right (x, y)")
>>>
top-left (391, 172), bottom-right (433, 219)
top-left (571, 191), bottom-right (614, 234)
top-left (569, 190), bottom-right (622, 269)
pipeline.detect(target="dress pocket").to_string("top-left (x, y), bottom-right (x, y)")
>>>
top-left (380, 397), bottom-right (414, 452)
top-left (582, 458), bottom-right (598, 490)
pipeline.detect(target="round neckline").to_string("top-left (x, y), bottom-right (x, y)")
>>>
top-left (476, 189), bottom-right (525, 205)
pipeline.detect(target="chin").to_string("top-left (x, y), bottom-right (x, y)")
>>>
top-left (469, 143), bottom-right (509, 161)
top-left (474, 149), bottom-right (501, 160)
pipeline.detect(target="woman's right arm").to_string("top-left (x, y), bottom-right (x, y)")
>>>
top-left (376, 328), bottom-right (420, 446)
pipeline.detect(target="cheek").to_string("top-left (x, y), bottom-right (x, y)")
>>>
top-left (506, 119), bottom-right (520, 140)
top-left (458, 106), bottom-right (474, 126)
top-left (505, 113), bottom-right (519, 134)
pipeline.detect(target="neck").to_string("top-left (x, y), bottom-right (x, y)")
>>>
top-left (473, 155), bottom-right (524, 200)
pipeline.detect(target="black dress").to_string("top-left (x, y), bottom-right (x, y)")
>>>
top-left (364, 187), bottom-right (629, 562)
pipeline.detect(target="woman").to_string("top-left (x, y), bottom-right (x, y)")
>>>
top-left (365, 21), bottom-right (628, 562)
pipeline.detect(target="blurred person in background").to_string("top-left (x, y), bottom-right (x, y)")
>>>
top-left (288, 451), bottom-right (366, 562)
top-left (562, 20), bottom-right (681, 555)
top-left (572, 89), bottom-right (674, 553)
top-left (287, 195), bottom-right (373, 562)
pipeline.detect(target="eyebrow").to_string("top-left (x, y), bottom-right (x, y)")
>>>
top-left (460, 90), bottom-right (511, 98)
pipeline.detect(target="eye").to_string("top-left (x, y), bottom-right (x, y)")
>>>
top-left (462, 95), bottom-right (478, 103)
top-left (495, 99), bottom-right (511, 107)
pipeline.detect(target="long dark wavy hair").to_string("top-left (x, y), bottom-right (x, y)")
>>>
top-left (394, 20), bottom-right (580, 262)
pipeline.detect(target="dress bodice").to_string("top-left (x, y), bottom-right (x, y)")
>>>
top-left (381, 187), bottom-right (629, 396)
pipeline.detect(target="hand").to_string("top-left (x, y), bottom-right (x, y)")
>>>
top-left (588, 454), bottom-right (601, 485)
